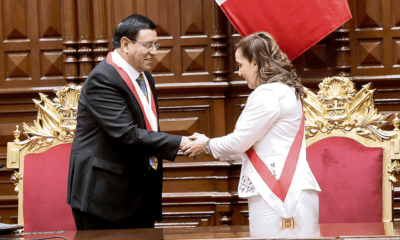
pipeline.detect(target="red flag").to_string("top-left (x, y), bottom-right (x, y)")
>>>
top-left (216, 0), bottom-right (352, 60)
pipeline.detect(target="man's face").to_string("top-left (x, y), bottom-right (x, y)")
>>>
top-left (126, 29), bottom-right (158, 72)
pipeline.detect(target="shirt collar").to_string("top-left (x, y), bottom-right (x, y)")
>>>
top-left (112, 50), bottom-right (142, 80)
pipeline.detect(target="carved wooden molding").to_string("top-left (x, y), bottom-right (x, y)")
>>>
top-left (240, 210), bottom-right (249, 219)
top-left (92, 0), bottom-right (109, 67)
top-left (216, 205), bottom-right (232, 226)
top-left (62, 0), bottom-right (79, 85)
top-left (334, 22), bottom-right (351, 76)
top-left (158, 211), bottom-right (215, 227)
top-left (209, 1), bottom-right (228, 82)
top-left (77, 0), bottom-right (93, 81)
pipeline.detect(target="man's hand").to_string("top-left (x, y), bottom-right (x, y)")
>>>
top-left (181, 133), bottom-right (209, 160)
top-left (179, 136), bottom-right (192, 150)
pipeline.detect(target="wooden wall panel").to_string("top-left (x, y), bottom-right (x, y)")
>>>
top-left (2, 0), bottom-right (28, 41)
top-left (0, 0), bottom-right (65, 90)
top-left (349, 0), bottom-right (400, 76)
top-left (110, 0), bottom-right (136, 31)
top-left (0, 0), bottom-right (64, 224)
top-left (38, 0), bottom-right (62, 39)
top-left (40, 51), bottom-right (63, 79)
top-left (349, 0), bottom-right (400, 132)
top-left (159, 105), bottom-right (210, 137)
top-left (355, 0), bottom-right (382, 28)
top-left (146, 0), bottom-right (170, 36)
top-left (180, 0), bottom-right (204, 35)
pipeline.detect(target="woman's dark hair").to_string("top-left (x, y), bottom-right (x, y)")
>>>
top-left (236, 32), bottom-right (304, 99)
top-left (113, 14), bottom-right (157, 48)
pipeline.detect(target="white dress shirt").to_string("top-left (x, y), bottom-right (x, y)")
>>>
top-left (210, 82), bottom-right (321, 218)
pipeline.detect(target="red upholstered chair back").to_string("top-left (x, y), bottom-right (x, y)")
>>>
top-left (307, 137), bottom-right (383, 223)
top-left (303, 76), bottom-right (399, 224)
top-left (23, 143), bottom-right (76, 232)
top-left (6, 86), bottom-right (81, 232)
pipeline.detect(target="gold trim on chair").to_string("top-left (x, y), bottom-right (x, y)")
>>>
top-left (6, 86), bottom-right (81, 228)
top-left (19, 86), bottom-right (80, 152)
top-left (303, 77), bottom-right (399, 225)
top-left (303, 76), bottom-right (397, 141)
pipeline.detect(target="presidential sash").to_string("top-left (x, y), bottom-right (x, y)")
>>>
top-left (245, 111), bottom-right (305, 202)
top-left (106, 52), bottom-right (158, 131)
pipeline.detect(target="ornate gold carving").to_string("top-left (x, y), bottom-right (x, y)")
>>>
top-left (17, 86), bottom-right (81, 151)
top-left (303, 76), bottom-right (397, 141)
top-left (13, 125), bottom-right (20, 142)
top-left (389, 139), bottom-right (400, 183)
top-left (394, 113), bottom-right (400, 131)
top-left (55, 86), bottom-right (80, 132)
top-left (6, 142), bottom-right (21, 169)
top-left (11, 171), bottom-right (22, 193)
top-left (388, 160), bottom-right (400, 183)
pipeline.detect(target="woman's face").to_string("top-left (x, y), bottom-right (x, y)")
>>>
top-left (235, 49), bottom-right (258, 89)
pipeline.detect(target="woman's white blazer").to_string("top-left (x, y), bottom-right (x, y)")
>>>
top-left (210, 82), bottom-right (321, 218)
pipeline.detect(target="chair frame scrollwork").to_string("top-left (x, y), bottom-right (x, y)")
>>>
top-left (6, 86), bottom-right (81, 227)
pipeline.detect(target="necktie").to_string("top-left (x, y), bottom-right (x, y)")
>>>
top-left (136, 74), bottom-right (148, 102)
top-left (136, 74), bottom-right (157, 170)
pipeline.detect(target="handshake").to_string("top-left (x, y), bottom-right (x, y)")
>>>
top-left (179, 133), bottom-right (210, 160)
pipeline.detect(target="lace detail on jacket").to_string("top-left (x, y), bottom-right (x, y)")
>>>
top-left (239, 176), bottom-right (256, 194)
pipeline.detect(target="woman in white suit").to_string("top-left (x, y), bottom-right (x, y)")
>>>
top-left (182, 32), bottom-right (321, 237)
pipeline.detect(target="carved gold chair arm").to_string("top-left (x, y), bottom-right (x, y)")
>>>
top-left (389, 127), bottom-right (400, 183)
top-left (10, 171), bottom-right (23, 193)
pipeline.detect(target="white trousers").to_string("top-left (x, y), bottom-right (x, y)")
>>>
top-left (248, 189), bottom-right (320, 238)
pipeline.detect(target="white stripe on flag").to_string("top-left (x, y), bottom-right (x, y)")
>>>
top-left (215, 0), bottom-right (227, 6)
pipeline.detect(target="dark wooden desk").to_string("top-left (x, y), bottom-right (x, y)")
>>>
top-left (1, 222), bottom-right (400, 239)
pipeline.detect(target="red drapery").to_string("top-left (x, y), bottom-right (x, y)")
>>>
top-left (217, 0), bottom-right (352, 60)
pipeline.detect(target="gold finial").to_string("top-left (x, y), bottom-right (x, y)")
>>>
top-left (13, 125), bottom-right (20, 142)
top-left (394, 113), bottom-right (400, 131)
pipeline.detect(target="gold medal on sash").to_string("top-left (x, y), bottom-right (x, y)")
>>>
top-left (282, 217), bottom-right (294, 229)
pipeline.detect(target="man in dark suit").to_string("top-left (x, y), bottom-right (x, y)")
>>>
top-left (67, 14), bottom-right (191, 230)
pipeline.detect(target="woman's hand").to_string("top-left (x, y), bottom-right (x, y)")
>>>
top-left (182, 133), bottom-right (209, 160)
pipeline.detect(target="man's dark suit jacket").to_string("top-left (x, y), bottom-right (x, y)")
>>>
top-left (67, 58), bottom-right (181, 223)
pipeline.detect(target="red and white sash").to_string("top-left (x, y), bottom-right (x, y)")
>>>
top-left (245, 111), bottom-right (305, 202)
top-left (106, 52), bottom-right (158, 131)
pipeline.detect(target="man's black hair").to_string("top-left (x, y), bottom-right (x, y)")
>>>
top-left (113, 14), bottom-right (157, 48)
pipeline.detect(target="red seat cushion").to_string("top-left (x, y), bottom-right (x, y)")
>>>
top-left (307, 137), bottom-right (383, 223)
top-left (23, 143), bottom-right (76, 232)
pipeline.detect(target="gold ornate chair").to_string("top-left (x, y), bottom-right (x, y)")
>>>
top-left (303, 76), bottom-right (400, 225)
top-left (6, 86), bottom-right (81, 232)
